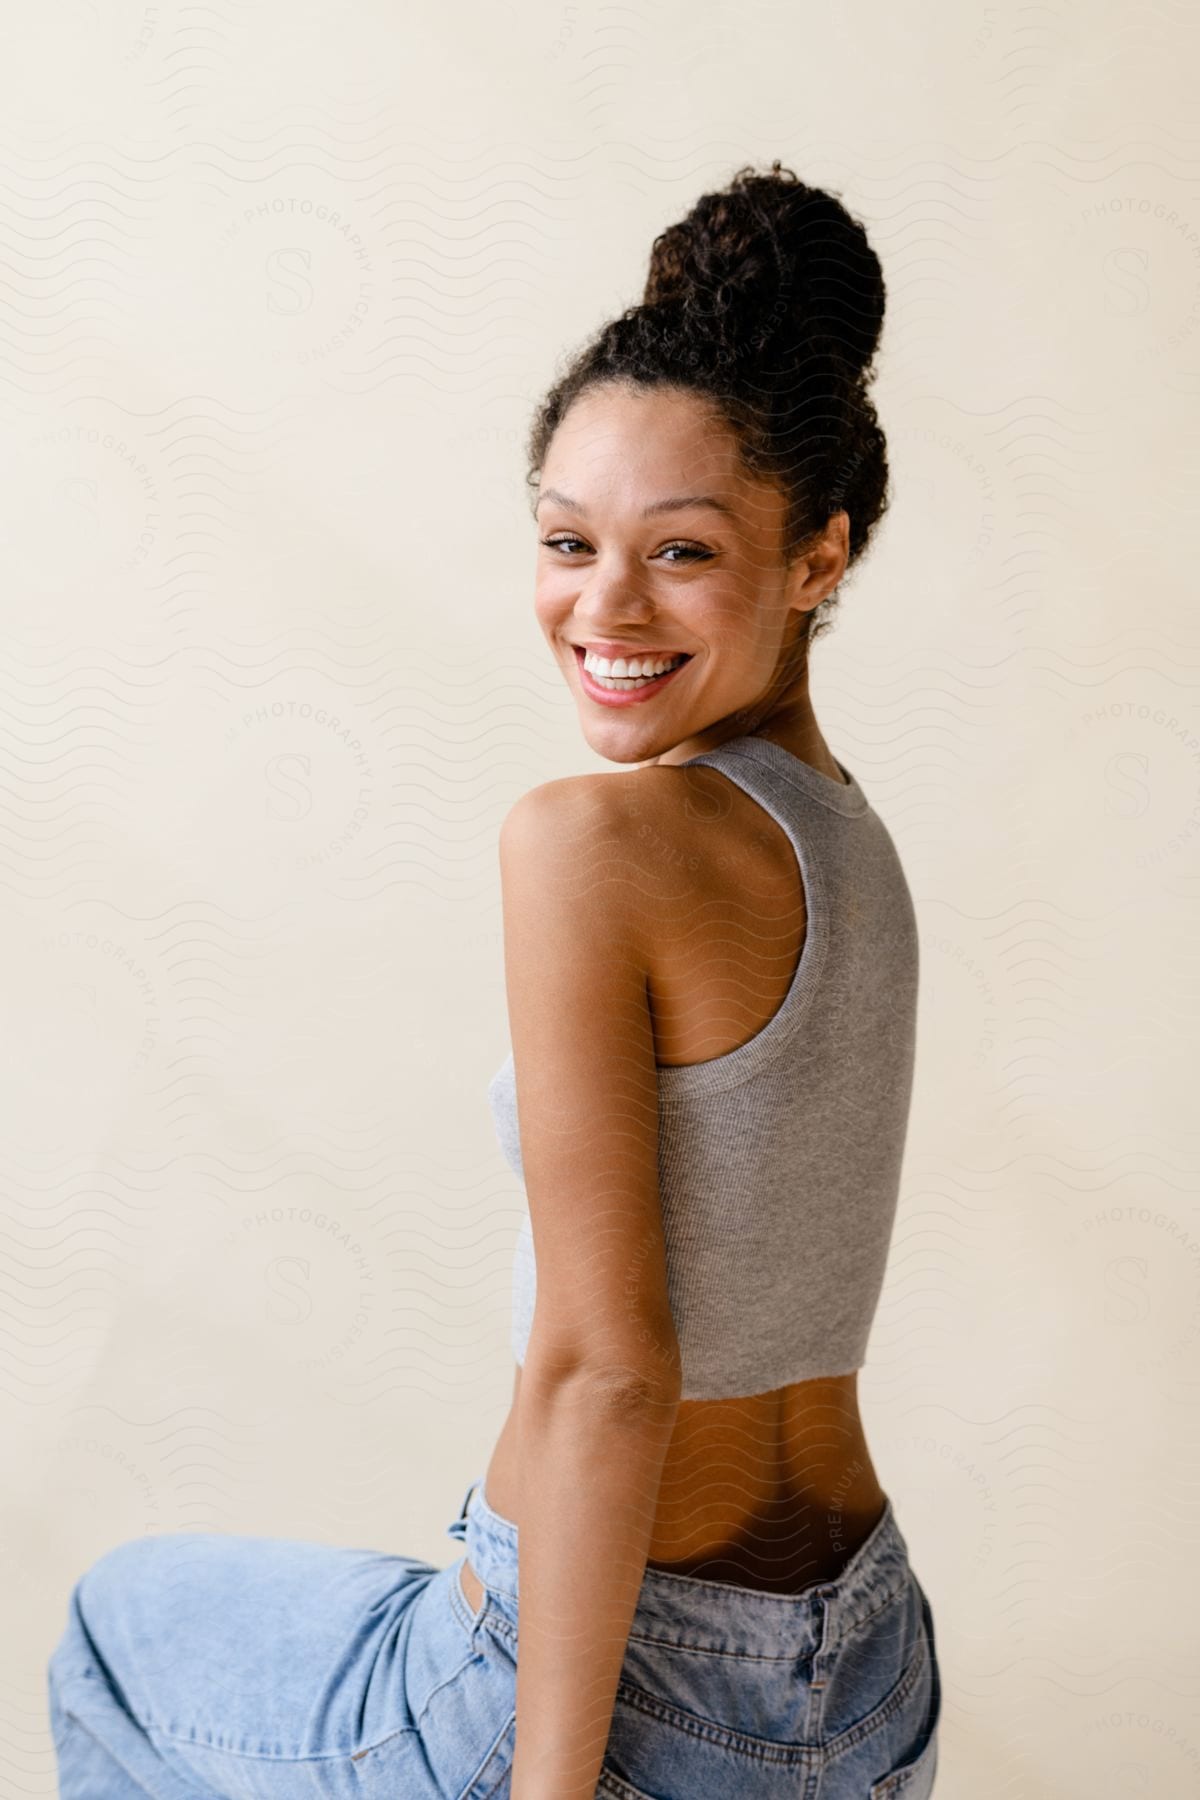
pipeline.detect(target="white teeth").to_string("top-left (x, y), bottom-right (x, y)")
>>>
top-left (583, 649), bottom-right (686, 678)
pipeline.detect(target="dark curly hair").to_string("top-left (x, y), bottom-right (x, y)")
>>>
top-left (525, 161), bottom-right (889, 650)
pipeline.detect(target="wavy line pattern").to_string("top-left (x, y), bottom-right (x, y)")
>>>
top-left (2, 5), bottom-right (1198, 1796)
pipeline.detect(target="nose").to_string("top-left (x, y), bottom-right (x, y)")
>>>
top-left (572, 585), bottom-right (658, 639)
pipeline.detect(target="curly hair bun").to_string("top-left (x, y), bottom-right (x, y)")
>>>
top-left (642, 160), bottom-right (885, 382)
top-left (526, 161), bottom-right (892, 619)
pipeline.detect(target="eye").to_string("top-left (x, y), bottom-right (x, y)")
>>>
top-left (658, 540), bottom-right (713, 564)
top-left (538, 534), bottom-right (713, 565)
top-left (539, 533), bottom-right (590, 555)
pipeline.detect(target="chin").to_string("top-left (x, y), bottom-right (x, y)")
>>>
top-left (579, 733), bottom-right (653, 767)
top-left (575, 720), bottom-right (667, 767)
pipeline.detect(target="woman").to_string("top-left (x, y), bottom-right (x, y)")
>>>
top-left (48, 162), bottom-right (941, 1800)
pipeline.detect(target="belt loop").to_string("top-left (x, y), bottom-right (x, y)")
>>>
top-left (445, 1473), bottom-right (481, 1543)
top-left (807, 1585), bottom-right (840, 1716)
top-left (813, 1585), bottom-right (839, 1666)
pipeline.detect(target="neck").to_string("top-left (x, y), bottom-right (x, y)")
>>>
top-left (649, 641), bottom-right (822, 770)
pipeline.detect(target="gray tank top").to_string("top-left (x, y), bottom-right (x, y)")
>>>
top-left (487, 733), bottom-right (920, 1401)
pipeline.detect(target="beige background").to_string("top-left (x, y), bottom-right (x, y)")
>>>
top-left (4, 2), bottom-right (1199, 1795)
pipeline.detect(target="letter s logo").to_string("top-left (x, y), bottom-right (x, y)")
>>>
top-left (264, 753), bottom-right (313, 821)
top-left (265, 247), bottom-right (314, 317)
top-left (265, 1254), bottom-right (312, 1324)
top-left (1104, 1254), bottom-right (1150, 1328)
top-left (1103, 750), bottom-right (1150, 820)
top-left (1102, 246), bottom-right (1150, 319)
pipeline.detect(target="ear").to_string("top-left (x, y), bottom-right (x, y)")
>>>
top-left (784, 507), bottom-right (849, 619)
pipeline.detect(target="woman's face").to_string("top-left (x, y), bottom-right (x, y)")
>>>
top-left (533, 381), bottom-right (845, 765)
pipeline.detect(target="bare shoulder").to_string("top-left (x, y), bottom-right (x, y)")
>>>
top-left (499, 772), bottom-right (636, 881)
top-left (500, 766), bottom-right (675, 832)
top-left (500, 767), bottom-right (690, 864)
top-left (501, 766), bottom-right (719, 936)
top-left (498, 772), bottom-right (647, 969)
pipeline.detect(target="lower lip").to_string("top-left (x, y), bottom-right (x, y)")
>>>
top-left (573, 646), bottom-right (692, 707)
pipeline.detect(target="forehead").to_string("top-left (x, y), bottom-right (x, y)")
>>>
top-left (542, 383), bottom-right (762, 516)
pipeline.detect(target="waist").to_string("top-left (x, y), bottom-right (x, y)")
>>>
top-left (454, 1473), bottom-right (913, 1658)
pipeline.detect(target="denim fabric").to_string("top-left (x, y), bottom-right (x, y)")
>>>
top-left (47, 1472), bottom-right (941, 1799)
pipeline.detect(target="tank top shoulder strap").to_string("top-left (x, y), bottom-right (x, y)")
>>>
top-left (676, 733), bottom-right (869, 820)
top-left (650, 734), bottom-right (870, 1096)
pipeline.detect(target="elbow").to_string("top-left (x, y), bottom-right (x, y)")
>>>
top-left (575, 1360), bottom-right (682, 1419)
top-left (522, 1338), bottom-right (683, 1418)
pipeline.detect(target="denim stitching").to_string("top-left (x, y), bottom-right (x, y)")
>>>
top-left (345, 1650), bottom-right (479, 1764)
top-left (622, 1628), bottom-right (811, 1666)
top-left (611, 1678), bottom-right (820, 1767)
top-left (832, 1576), bottom-right (910, 1642)
top-left (457, 1710), bottom-right (516, 1800)
top-left (597, 1771), bottom-right (660, 1800)
top-left (350, 1725), bottom-right (416, 1763)
top-left (817, 1630), bottom-right (931, 1764)
top-left (150, 1726), bottom-right (412, 1765)
top-left (610, 1627), bottom-right (928, 1768)
top-left (482, 1610), bottom-right (517, 1646)
top-left (413, 1648), bottom-right (481, 1733)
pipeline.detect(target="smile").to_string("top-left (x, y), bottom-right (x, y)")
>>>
top-left (573, 644), bottom-right (693, 707)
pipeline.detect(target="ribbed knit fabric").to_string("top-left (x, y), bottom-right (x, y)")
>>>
top-left (486, 734), bottom-right (920, 1402)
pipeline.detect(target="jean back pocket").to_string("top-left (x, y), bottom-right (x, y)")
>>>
top-left (868, 1579), bottom-right (941, 1798)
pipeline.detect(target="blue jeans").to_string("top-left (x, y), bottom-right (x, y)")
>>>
top-left (47, 1472), bottom-right (941, 1798)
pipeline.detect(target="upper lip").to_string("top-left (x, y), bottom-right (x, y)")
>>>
top-left (569, 641), bottom-right (692, 659)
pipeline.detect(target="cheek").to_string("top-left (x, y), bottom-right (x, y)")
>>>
top-left (533, 598), bottom-right (567, 639)
top-left (716, 599), bottom-right (780, 666)
top-left (531, 585), bottom-right (562, 622)
top-left (697, 608), bottom-right (760, 667)
top-left (532, 600), bottom-right (575, 655)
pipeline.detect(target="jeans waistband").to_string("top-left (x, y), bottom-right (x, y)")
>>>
top-left (446, 1471), bottom-right (912, 1657)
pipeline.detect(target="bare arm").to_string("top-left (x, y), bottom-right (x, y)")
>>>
top-left (513, 1366), bottom-right (679, 1798)
top-left (497, 776), bottom-right (683, 1800)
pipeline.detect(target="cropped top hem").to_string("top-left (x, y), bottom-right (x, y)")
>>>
top-left (512, 1343), bottom-right (869, 1403)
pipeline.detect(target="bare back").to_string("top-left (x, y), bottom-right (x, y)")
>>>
top-left (472, 753), bottom-right (887, 1604)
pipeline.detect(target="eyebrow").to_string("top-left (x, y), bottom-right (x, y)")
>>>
top-left (535, 487), bottom-right (739, 521)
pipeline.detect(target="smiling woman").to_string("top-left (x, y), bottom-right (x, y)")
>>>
top-left (464, 162), bottom-right (938, 1800)
top-left (47, 160), bottom-right (940, 1800)
top-left (525, 370), bottom-right (862, 785)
